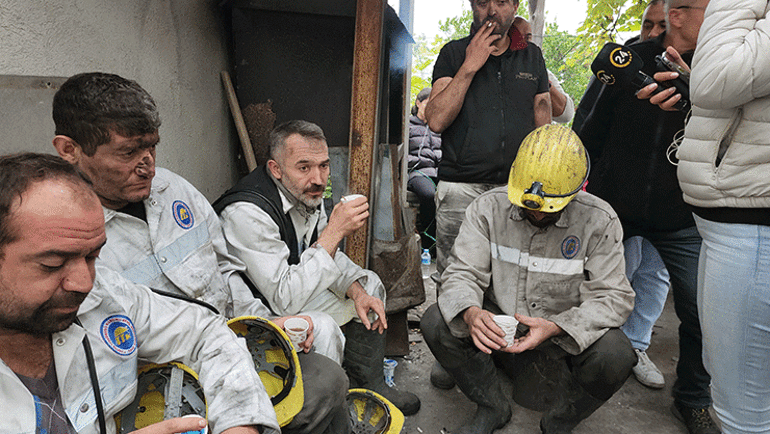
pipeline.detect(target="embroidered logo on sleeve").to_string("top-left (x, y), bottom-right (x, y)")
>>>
top-left (561, 235), bottom-right (581, 259)
top-left (172, 200), bottom-right (194, 229)
top-left (101, 315), bottom-right (137, 356)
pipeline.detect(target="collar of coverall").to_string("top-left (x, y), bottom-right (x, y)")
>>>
top-left (469, 23), bottom-right (528, 51)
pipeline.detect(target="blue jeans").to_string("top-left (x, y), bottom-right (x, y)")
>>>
top-left (695, 215), bottom-right (770, 433)
top-left (638, 225), bottom-right (711, 409)
top-left (621, 236), bottom-right (670, 350)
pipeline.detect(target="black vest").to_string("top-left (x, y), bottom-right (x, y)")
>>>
top-left (212, 165), bottom-right (318, 266)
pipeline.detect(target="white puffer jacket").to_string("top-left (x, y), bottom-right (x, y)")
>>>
top-left (677, 0), bottom-right (770, 209)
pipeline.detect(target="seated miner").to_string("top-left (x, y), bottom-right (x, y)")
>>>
top-left (0, 153), bottom-right (279, 434)
top-left (421, 125), bottom-right (636, 434)
top-left (213, 120), bottom-right (421, 416)
top-left (51, 72), bottom-right (350, 434)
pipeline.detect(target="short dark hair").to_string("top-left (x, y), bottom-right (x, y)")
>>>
top-left (53, 72), bottom-right (161, 156)
top-left (268, 120), bottom-right (327, 161)
top-left (411, 87), bottom-right (432, 116)
top-left (0, 153), bottom-right (91, 253)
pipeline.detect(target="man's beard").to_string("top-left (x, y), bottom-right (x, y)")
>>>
top-left (298, 189), bottom-right (324, 208)
top-left (0, 291), bottom-right (88, 336)
top-left (521, 208), bottom-right (562, 228)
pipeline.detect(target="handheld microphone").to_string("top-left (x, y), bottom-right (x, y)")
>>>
top-left (590, 42), bottom-right (690, 112)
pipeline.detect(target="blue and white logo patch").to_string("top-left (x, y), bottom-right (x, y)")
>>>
top-left (101, 315), bottom-right (137, 356)
top-left (561, 235), bottom-right (581, 259)
top-left (172, 200), bottom-right (194, 229)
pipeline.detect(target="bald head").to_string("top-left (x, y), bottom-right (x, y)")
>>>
top-left (513, 16), bottom-right (533, 42)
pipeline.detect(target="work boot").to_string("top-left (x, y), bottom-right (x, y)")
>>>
top-left (342, 321), bottom-right (421, 416)
top-left (671, 402), bottom-right (721, 434)
top-left (540, 374), bottom-right (606, 434)
top-left (430, 360), bottom-right (456, 389)
top-left (444, 351), bottom-right (512, 434)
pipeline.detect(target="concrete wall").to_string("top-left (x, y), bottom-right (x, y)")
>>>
top-left (0, 0), bottom-right (241, 200)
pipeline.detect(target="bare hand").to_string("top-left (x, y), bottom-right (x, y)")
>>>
top-left (462, 306), bottom-right (508, 354)
top-left (330, 196), bottom-right (369, 237)
top-left (463, 20), bottom-right (502, 73)
top-left (507, 313), bottom-right (563, 354)
top-left (131, 417), bottom-right (207, 434)
top-left (636, 46), bottom-right (690, 111)
top-left (272, 315), bottom-right (316, 352)
top-left (347, 282), bottom-right (387, 333)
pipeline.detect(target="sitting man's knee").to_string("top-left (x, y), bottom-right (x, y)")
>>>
top-left (420, 303), bottom-right (445, 343)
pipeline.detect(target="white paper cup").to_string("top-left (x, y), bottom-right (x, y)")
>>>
top-left (493, 315), bottom-right (519, 347)
top-left (340, 194), bottom-right (366, 203)
top-left (179, 414), bottom-right (208, 434)
top-left (283, 317), bottom-right (309, 346)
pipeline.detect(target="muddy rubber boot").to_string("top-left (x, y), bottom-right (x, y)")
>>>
top-left (430, 360), bottom-right (456, 389)
top-left (445, 351), bottom-right (512, 434)
top-left (343, 321), bottom-right (421, 416)
top-left (539, 375), bottom-right (606, 434)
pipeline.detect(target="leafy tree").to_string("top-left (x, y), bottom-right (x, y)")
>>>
top-left (576, 0), bottom-right (647, 52)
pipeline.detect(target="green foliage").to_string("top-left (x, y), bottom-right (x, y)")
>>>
top-left (576, 0), bottom-right (647, 53)
top-left (541, 22), bottom-right (592, 110)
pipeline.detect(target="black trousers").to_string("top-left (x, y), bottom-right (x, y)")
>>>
top-left (421, 303), bottom-right (635, 404)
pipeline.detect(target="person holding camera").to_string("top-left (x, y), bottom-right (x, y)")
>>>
top-left (572, 1), bottom-right (719, 433)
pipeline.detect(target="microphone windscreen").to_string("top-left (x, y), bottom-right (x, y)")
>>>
top-left (590, 42), bottom-right (645, 87)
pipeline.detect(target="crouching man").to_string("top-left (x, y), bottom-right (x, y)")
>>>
top-left (421, 125), bottom-right (636, 434)
top-left (0, 153), bottom-right (278, 434)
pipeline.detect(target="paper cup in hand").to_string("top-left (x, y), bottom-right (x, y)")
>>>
top-left (340, 194), bottom-right (365, 203)
top-left (283, 317), bottom-right (309, 346)
top-left (493, 315), bottom-right (519, 347)
top-left (179, 414), bottom-right (208, 434)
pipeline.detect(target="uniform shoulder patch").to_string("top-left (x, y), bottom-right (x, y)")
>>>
top-left (101, 315), bottom-right (137, 356)
top-left (172, 200), bottom-right (194, 229)
top-left (561, 235), bottom-right (581, 259)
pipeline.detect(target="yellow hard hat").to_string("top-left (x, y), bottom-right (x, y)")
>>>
top-left (115, 362), bottom-right (207, 433)
top-left (348, 389), bottom-right (404, 434)
top-left (508, 125), bottom-right (589, 213)
top-left (228, 316), bottom-right (304, 427)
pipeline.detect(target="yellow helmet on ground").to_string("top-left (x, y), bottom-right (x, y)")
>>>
top-left (116, 362), bottom-right (206, 433)
top-left (508, 125), bottom-right (589, 213)
top-left (227, 316), bottom-right (304, 427)
top-left (348, 388), bottom-right (404, 434)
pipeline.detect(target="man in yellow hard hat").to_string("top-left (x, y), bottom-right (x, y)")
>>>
top-left (421, 125), bottom-right (636, 434)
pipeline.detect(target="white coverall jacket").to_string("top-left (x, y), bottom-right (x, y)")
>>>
top-left (439, 188), bottom-right (635, 355)
top-left (96, 168), bottom-right (343, 362)
top-left (0, 266), bottom-right (279, 434)
top-left (219, 190), bottom-right (386, 326)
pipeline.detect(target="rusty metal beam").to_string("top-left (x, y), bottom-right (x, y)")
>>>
top-left (346, 0), bottom-right (385, 267)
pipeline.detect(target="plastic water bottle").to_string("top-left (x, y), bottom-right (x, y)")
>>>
top-left (421, 249), bottom-right (431, 278)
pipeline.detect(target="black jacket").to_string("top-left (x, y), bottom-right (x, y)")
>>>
top-left (574, 33), bottom-right (694, 238)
